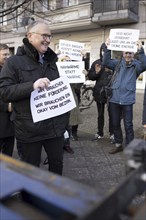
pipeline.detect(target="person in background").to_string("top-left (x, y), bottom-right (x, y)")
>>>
top-left (57, 54), bottom-right (74, 154)
top-left (0, 43), bottom-right (15, 156)
top-left (103, 38), bottom-right (146, 154)
top-left (0, 21), bottom-right (69, 175)
top-left (88, 43), bottom-right (114, 142)
top-left (71, 49), bottom-right (89, 140)
top-left (142, 84), bottom-right (146, 140)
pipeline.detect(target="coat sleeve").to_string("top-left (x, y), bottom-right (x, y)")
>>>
top-left (142, 84), bottom-right (146, 125)
top-left (136, 47), bottom-right (146, 74)
top-left (102, 48), bottom-right (119, 71)
top-left (0, 97), bottom-right (8, 112)
top-left (0, 58), bottom-right (34, 102)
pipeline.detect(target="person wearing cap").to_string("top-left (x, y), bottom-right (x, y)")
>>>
top-left (103, 39), bottom-right (146, 154)
top-left (88, 43), bottom-right (114, 142)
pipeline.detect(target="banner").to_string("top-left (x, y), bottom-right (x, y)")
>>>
top-left (59, 39), bottom-right (84, 61)
top-left (30, 76), bottom-right (76, 123)
top-left (56, 61), bottom-right (85, 83)
top-left (108, 29), bottom-right (140, 52)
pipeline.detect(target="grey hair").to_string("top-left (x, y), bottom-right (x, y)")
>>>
top-left (27, 21), bottom-right (48, 33)
top-left (0, 43), bottom-right (9, 51)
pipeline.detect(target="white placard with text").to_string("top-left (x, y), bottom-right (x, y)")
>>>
top-left (59, 39), bottom-right (84, 61)
top-left (30, 76), bottom-right (76, 123)
top-left (108, 29), bottom-right (140, 52)
top-left (56, 61), bottom-right (85, 83)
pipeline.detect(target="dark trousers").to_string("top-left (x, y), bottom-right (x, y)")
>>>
top-left (0, 136), bottom-right (14, 156)
top-left (96, 101), bottom-right (113, 136)
top-left (21, 136), bottom-right (64, 175)
top-left (109, 103), bottom-right (134, 146)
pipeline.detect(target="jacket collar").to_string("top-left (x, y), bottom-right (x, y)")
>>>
top-left (16, 38), bottom-right (57, 63)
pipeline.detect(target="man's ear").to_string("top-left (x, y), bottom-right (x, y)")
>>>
top-left (27, 32), bottom-right (31, 40)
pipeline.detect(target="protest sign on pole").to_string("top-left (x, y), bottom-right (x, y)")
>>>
top-left (56, 61), bottom-right (85, 83)
top-left (108, 29), bottom-right (140, 52)
top-left (30, 76), bottom-right (76, 123)
top-left (59, 39), bottom-right (84, 61)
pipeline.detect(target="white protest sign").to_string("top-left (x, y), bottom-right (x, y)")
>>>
top-left (108, 29), bottom-right (140, 52)
top-left (30, 76), bottom-right (76, 123)
top-left (56, 61), bottom-right (85, 83)
top-left (59, 39), bottom-right (84, 61)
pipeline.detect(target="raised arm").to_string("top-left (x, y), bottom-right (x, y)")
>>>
top-left (102, 38), bottom-right (119, 71)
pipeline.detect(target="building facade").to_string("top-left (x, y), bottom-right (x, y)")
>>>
top-left (0, 0), bottom-right (146, 89)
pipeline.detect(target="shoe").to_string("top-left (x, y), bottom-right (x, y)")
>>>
top-left (17, 153), bottom-right (24, 161)
top-left (109, 144), bottom-right (123, 154)
top-left (63, 145), bottom-right (74, 154)
top-left (43, 157), bottom-right (48, 165)
top-left (92, 134), bottom-right (103, 141)
top-left (71, 134), bottom-right (78, 141)
top-left (110, 134), bottom-right (115, 144)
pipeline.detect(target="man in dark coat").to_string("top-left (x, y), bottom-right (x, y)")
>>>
top-left (0, 21), bottom-right (69, 175)
top-left (0, 43), bottom-right (14, 156)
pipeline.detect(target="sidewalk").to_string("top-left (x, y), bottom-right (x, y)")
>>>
top-left (13, 93), bottom-right (144, 195)
top-left (40, 93), bottom-right (144, 193)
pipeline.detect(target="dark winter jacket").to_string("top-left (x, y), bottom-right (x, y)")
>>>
top-left (88, 59), bottom-right (113, 103)
top-left (103, 47), bottom-right (146, 105)
top-left (0, 65), bottom-right (14, 138)
top-left (0, 38), bottom-right (69, 143)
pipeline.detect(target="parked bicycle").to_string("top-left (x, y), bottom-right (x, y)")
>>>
top-left (80, 80), bottom-right (95, 110)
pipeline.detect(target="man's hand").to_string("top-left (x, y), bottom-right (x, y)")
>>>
top-left (82, 69), bottom-right (88, 76)
top-left (136, 40), bottom-right (142, 50)
top-left (105, 38), bottom-right (110, 47)
top-left (33, 78), bottom-right (50, 90)
top-left (8, 103), bottom-right (12, 112)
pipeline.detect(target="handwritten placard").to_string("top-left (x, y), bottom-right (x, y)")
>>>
top-left (59, 39), bottom-right (84, 61)
top-left (30, 76), bottom-right (76, 123)
top-left (56, 61), bottom-right (85, 83)
top-left (108, 29), bottom-right (140, 52)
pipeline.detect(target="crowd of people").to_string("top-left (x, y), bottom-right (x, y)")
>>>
top-left (0, 20), bottom-right (146, 176)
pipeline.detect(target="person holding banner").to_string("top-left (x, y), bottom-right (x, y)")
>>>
top-left (0, 21), bottom-right (69, 175)
top-left (103, 38), bottom-right (146, 154)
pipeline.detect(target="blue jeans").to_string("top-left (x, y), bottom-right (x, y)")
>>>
top-left (109, 103), bottom-right (134, 146)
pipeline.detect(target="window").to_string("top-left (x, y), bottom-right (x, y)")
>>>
top-left (15, 0), bottom-right (23, 24)
top-left (42, 0), bottom-right (56, 11)
top-left (62, 0), bottom-right (78, 7)
top-left (0, 1), bottom-right (7, 26)
top-left (69, 0), bottom-right (78, 6)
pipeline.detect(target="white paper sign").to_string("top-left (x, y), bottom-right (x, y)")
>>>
top-left (30, 76), bottom-right (76, 123)
top-left (56, 61), bottom-right (85, 83)
top-left (59, 40), bottom-right (84, 61)
top-left (108, 29), bottom-right (140, 52)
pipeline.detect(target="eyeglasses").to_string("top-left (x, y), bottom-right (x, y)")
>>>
top-left (125, 52), bottom-right (132, 55)
top-left (31, 32), bottom-right (53, 40)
